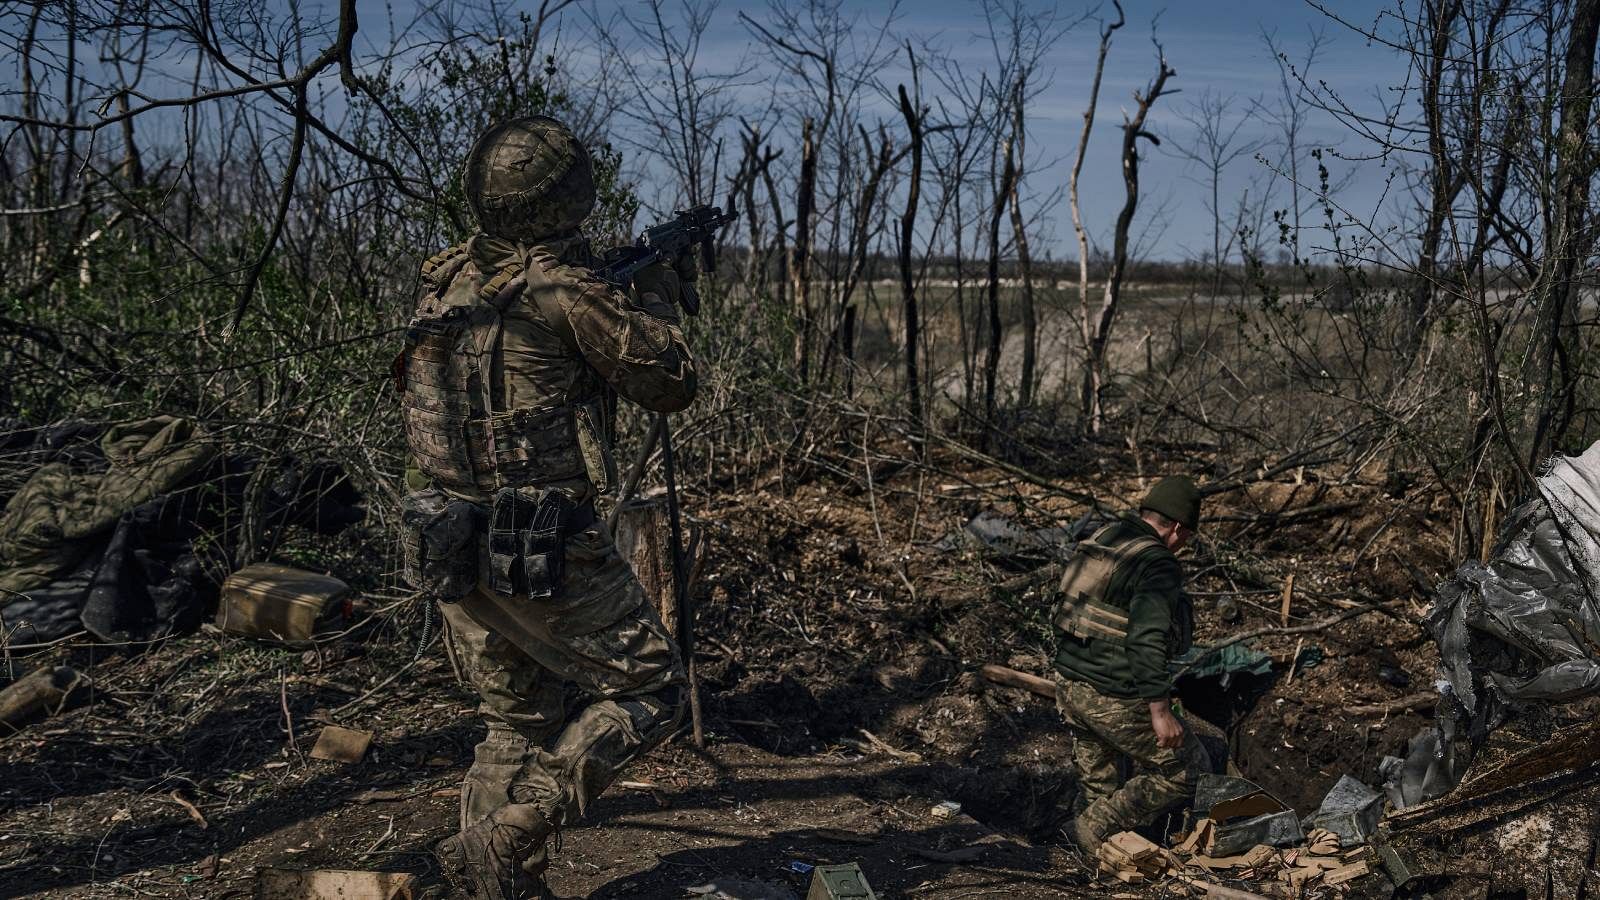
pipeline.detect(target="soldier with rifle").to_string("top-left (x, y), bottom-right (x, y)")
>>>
top-left (393, 114), bottom-right (731, 899)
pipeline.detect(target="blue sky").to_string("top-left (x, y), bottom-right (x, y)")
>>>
top-left (512, 0), bottom-right (1416, 262)
top-left (20, 0), bottom-right (1415, 263)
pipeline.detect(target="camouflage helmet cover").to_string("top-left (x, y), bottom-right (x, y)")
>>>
top-left (462, 115), bottom-right (596, 241)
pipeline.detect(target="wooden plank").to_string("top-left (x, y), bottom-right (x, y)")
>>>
top-left (1106, 831), bottom-right (1160, 862)
top-left (978, 663), bottom-right (1056, 699)
top-left (1279, 572), bottom-right (1295, 627)
top-left (1325, 861), bottom-right (1370, 885)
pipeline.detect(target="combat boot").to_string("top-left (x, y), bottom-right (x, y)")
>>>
top-left (1064, 816), bottom-right (1105, 854)
top-left (435, 803), bottom-right (555, 899)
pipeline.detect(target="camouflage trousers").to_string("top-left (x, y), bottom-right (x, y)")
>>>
top-left (438, 518), bottom-right (684, 871)
top-left (1054, 676), bottom-right (1208, 836)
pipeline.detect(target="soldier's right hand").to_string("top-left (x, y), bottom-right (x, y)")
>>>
top-left (1149, 701), bottom-right (1185, 749)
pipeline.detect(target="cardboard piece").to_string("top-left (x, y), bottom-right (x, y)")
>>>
top-left (1194, 774), bottom-right (1306, 856)
top-left (254, 868), bottom-right (415, 900)
top-left (309, 726), bottom-right (373, 763)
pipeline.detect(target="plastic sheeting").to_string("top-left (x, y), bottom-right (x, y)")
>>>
top-left (1387, 441), bottom-right (1600, 808)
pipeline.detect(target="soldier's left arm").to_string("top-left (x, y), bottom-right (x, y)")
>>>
top-left (526, 262), bottom-right (699, 412)
top-left (1122, 553), bottom-right (1185, 700)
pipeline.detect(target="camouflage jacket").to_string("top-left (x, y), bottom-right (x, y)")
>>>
top-left (399, 233), bottom-right (696, 504)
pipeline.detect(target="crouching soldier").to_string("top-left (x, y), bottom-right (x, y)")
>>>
top-left (1053, 476), bottom-right (1210, 852)
top-left (395, 115), bottom-right (697, 899)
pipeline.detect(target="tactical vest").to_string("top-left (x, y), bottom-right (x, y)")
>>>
top-left (1053, 524), bottom-right (1166, 644)
top-left (397, 241), bottom-right (614, 500)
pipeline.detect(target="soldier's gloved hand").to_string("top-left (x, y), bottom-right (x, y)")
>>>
top-left (632, 260), bottom-right (685, 321)
top-left (672, 248), bottom-right (699, 284)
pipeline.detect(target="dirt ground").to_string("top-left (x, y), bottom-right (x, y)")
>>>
top-left (0, 442), bottom-right (1461, 898)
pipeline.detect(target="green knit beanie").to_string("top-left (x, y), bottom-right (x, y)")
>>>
top-left (1141, 475), bottom-right (1201, 531)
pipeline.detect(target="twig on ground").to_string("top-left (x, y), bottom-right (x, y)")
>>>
top-left (279, 668), bottom-right (301, 762)
top-left (1345, 692), bottom-right (1436, 716)
top-left (360, 815), bottom-right (395, 858)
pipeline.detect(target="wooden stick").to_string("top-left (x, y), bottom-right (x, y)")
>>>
top-left (0, 665), bottom-right (88, 734)
top-left (606, 415), bottom-right (664, 532)
top-left (1283, 637), bottom-right (1306, 685)
top-left (659, 413), bottom-right (703, 748)
top-left (1279, 571), bottom-right (1296, 626)
top-left (979, 663), bottom-right (1055, 699)
top-left (1344, 692), bottom-right (1436, 716)
top-left (1177, 598), bottom-right (1401, 669)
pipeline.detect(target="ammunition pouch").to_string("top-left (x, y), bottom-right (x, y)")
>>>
top-left (1051, 527), bottom-right (1164, 645)
top-left (399, 488), bottom-right (484, 602)
top-left (1053, 594), bottom-right (1133, 644)
top-left (487, 487), bottom-right (596, 599)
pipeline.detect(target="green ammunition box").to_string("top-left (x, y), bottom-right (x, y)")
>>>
top-left (807, 863), bottom-right (877, 900)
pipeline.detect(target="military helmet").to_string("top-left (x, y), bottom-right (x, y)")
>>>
top-left (462, 116), bottom-right (596, 241)
top-left (1141, 475), bottom-right (1202, 532)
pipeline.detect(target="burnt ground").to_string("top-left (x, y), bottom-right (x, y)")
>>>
top-left (0, 440), bottom-right (1462, 898)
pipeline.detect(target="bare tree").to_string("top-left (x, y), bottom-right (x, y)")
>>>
top-left (983, 132), bottom-right (1017, 440)
top-left (1165, 90), bottom-right (1264, 295)
top-left (1070, 2), bottom-right (1124, 427)
top-left (897, 48), bottom-right (927, 428)
top-left (1526, 0), bottom-right (1600, 464)
top-left (1258, 27), bottom-right (1326, 265)
top-left (1082, 38), bottom-right (1176, 433)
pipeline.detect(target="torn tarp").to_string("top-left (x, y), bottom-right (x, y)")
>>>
top-left (936, 509), bottom-right (1083, 568)
top-left (1388, 441), bottom-right (1600, 808)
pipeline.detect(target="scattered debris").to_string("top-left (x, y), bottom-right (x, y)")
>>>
top-left (1096, 831), bottom-right (1182, 883)
top-left (1392, 441), bottom-right (1600, 808)
top-left (1303, 775), bottom-right (1381, 846)
top-left (806, 862), bottom-right (876, 900)
top-left (253, 867), bottom-right (416, 900)
top-left (1386, 715), bottom-right (1600, 833)
top-left (1304, 828), bottom-right (1340, 856)
top-left (308, 725), bottom-right (372, 763)
top-left (216, 564), bottom-right (351, 644)
top-left (168, 791), bottom-right (209, 829)
top-left (1193, 774), bottom-right (1305, 856)
top-left (937, 509), bottom-right (1072, 566)
top-left (0, 664), bottom-right (89, 734)
top-left (685, 877), bottom-right (798, 900)
top-left (928, 800), bottom-right (962, 820)
top-left (1323, 861), bottom-right (1369, 885)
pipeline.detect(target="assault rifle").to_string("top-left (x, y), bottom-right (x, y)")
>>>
top-left (594, 204), bottom-right (738, 316)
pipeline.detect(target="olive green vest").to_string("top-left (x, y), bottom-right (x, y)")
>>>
top-left (1052, 524), bottom-right (1165, 644)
